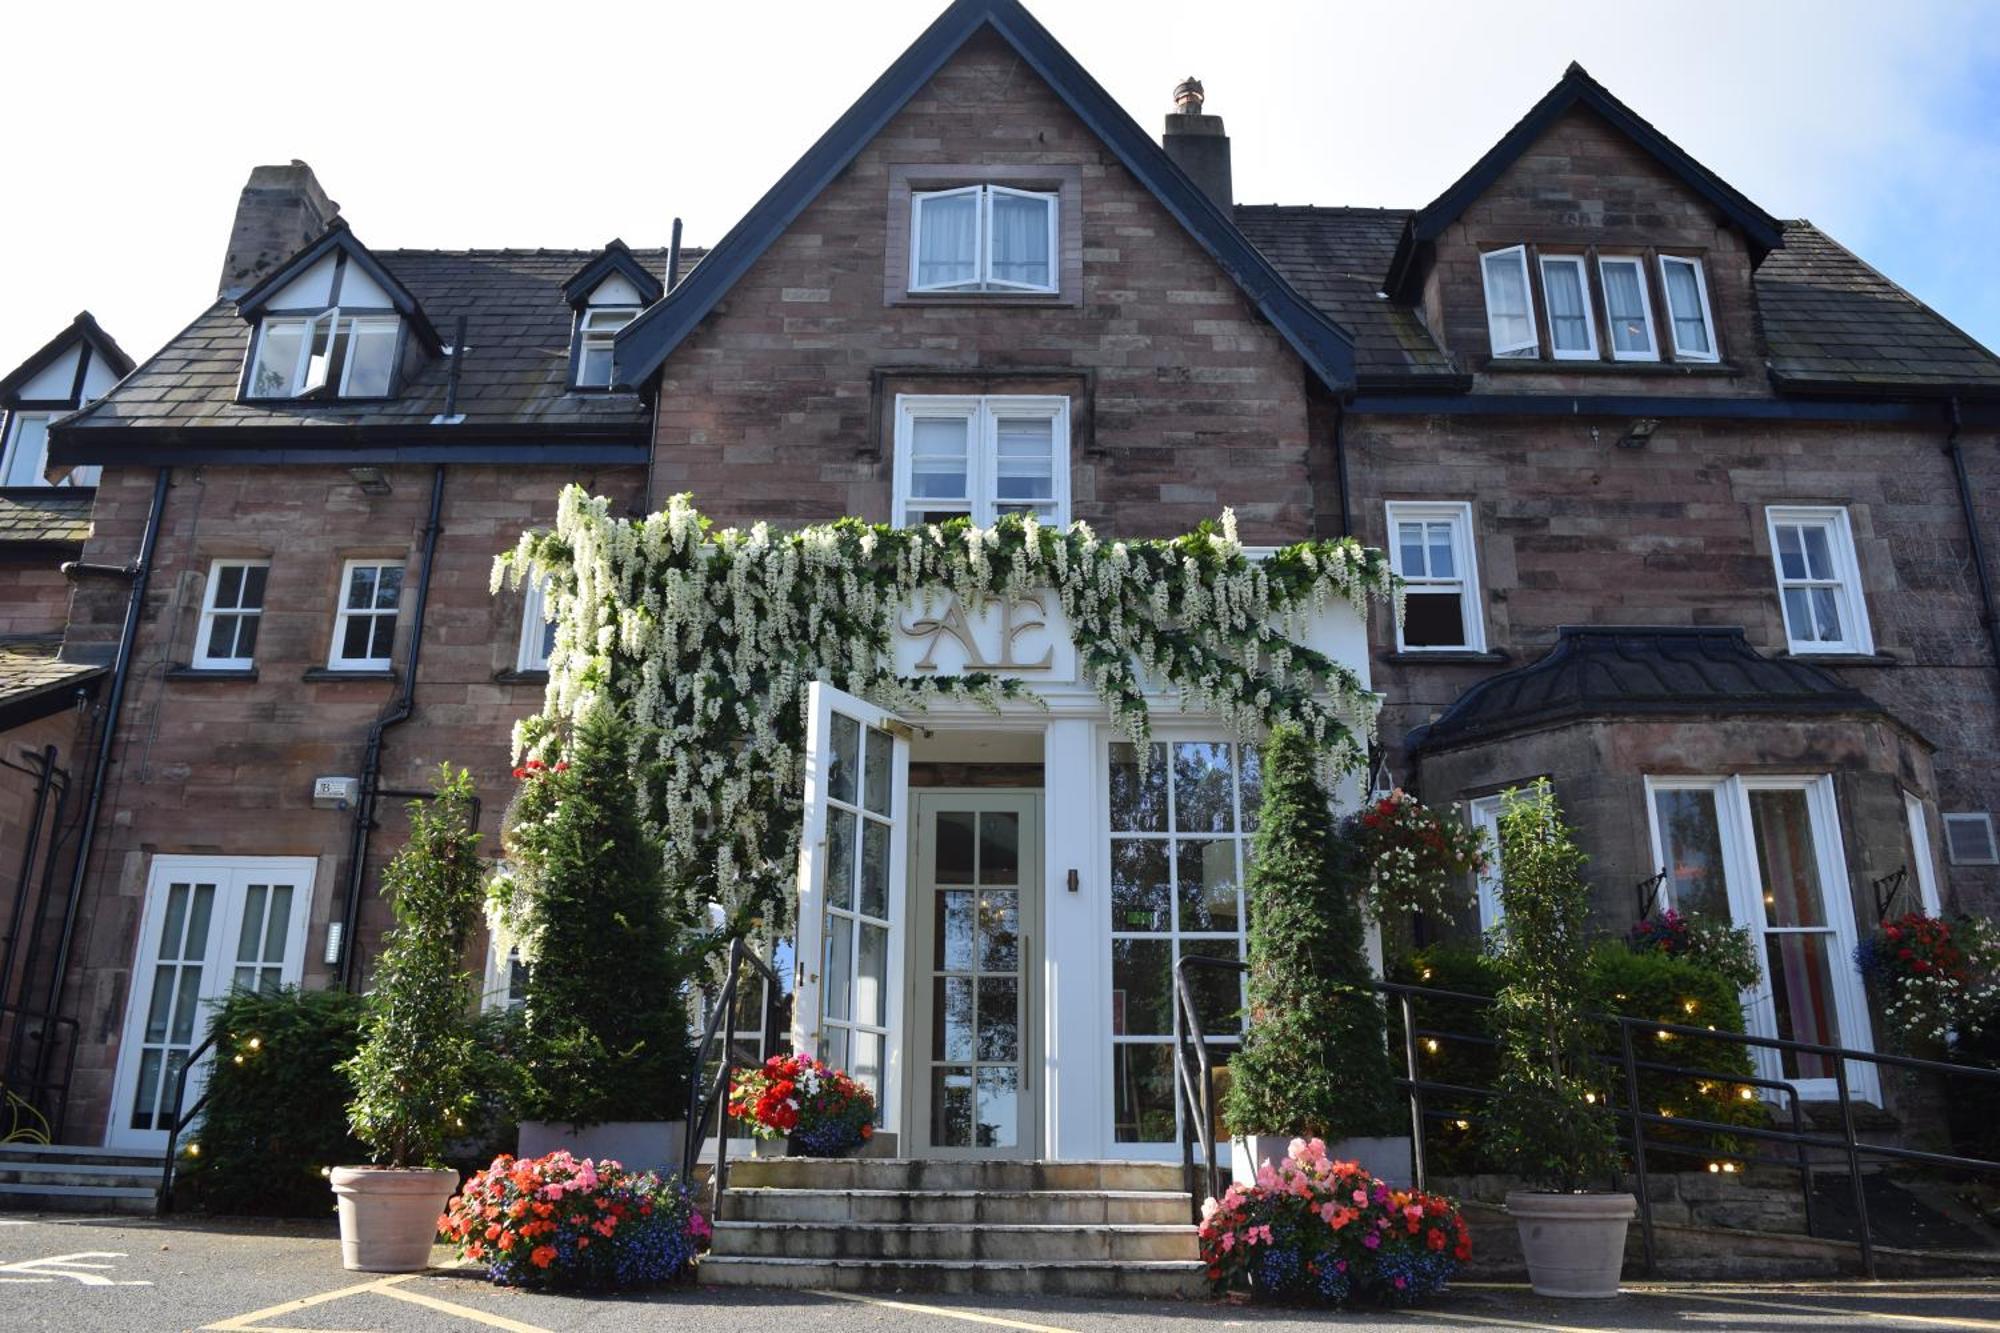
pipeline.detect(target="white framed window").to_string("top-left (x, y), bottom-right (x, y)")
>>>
top-left (1385, 501), bottom-right (1483, 652)
top-left (1943, 812), bottom-right (1998, 866)
top-left (247, 310), bottom-right (400, 399)
top-left (909, 185), bottom-right (1058, 294)
top-left (482, 928), bottom-right (528, 1012)
top-left (1467, 794), bottom-right (1505, 933)
top-left (1645, 775), bottom-right (1878, 1103)
top-left (1597, 256), bottom-right (1658, 361)
top-left (1658, 255), bottom-right (1718, 362)
top-left (1479, 245), bottom-right (1539, 358)
top-left (193, 559), bottom-right (270, 669)
top-left (1539, 255), bottom-right (1597, 359)
top-left (1, 411), bottom-right (54, 487)
top-left (1902, 793), bottom-right (1943, 916)
top-left (1765, 506), bottom-right (1872, 655)
top-left (893, 395), bottom-right (1069, 527)
top-left (574, 307), bottom-right (638, 388)
top-left (517, 577), bottom-right (556, 673)
top-left (328, 559), bottom-right (403, 670)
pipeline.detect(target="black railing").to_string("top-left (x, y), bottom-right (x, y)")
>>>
top-left (1171, 954), bottom-right (2000, 1278)
top-left (0, 1004), bottom-right (79, 1146)
top-left (156, 1028), bottom-right (222, 1215)
top-left (682, 937), bottom-right (780, 1221)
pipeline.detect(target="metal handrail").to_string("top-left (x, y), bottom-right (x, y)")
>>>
top-left (0, 1004), bottom-right (79, 1145)
top-left (156, 1027), bottom-right (222, 1215)
top-left (1172, 956), bottom-right (2000, 1279)
top-left (681, 937), bottom-right (780, 1221)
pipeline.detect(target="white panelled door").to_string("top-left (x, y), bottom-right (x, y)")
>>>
top-left (107, 856), bottom-right (316, 1150)
top-left (794, 683), bottom-right (909, 1135)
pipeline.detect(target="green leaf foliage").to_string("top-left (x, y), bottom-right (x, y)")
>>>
top-left (496, 699), bottom-right (696, 1126)
top-left (1224, 725), bottom-right (1399, 1139)
top-left (342, 765), bottom-right (486, 1168)
top-left (178, 986), bottom-right (367, 1214)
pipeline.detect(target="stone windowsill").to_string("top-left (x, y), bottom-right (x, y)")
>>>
top-left (302, 666), bottom-right (397, 683)
top-left (1380, 649), bottom-right (1511, 666)
top-left (1480, 356), bottom-right (1743, 378)
top-left (164, 665), bottom-right (258, 682)
top-left (494, 668), bottom-right (550, 685)
top-left (1782, 651), bottom-right (1898, 668)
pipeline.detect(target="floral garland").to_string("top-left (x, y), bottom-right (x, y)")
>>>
top-left (496, 487), bottom-right (1397, 937)
top-left (1349, 789), bottom-right (1488, 922)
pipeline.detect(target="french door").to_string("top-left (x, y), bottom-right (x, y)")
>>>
top-left (793, 683), bottom-right (909, 1135)
top-left (1645, 776), bottom-right (1878, 1103)
top-left (107, 856), bottom-right (316, 1149)
top-left (910, 792), bottom-right (1041, 1158)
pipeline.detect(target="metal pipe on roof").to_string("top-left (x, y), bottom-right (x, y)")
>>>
top-left (667, 218), bottom-right (683, 293)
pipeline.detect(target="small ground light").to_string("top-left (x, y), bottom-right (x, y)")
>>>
top-left (1423, 1038), bottom-right (1440, 1054)
top-left (1682, 999), bottom-right (1698, 1015)
top-left (1421, 968), bottom-right (1434, 981)
top-left (1739, 1087), bottom-right (1756, 1100)
top-left (232, 1054), bottom-right (244, 1064)
top-left (1584, 1092), bottom-right (1597, 1104)
top-left (248, 1036), bottom-right (262, 1050)
top-left (1708, 1162), bottom-right (1721, 1173)
top-left (185, 1143), bottom-right (199, 1157)
top-left (1454, 1119), bottom-right (1470, 1131)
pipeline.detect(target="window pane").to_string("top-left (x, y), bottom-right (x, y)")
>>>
top-left (249, 322), bottom-right (305, 397)
top-left (1111, 938), bottom-right (1172, 1036)
top-left (1181, 939), bottom-right (1242, 1035)
top-left (914, 192), bottom-right (979, 288)
top-left (978, 889), bottom-right (1018, 971)
top-left (1172, 742), bottom-right (1235, 833)
top-left (1111, 1043), bottom-right (1176, 1143)
top-left (934, 976), bottom-right (974, 1060)
top-left (1748, 788), bottom-right (1828, 927)
top-left (367, 614), bottom-right (397, 661)
top-left (345, 566), bottom-right (376, 610)
top-left (1403, 591), bottom-right (1467, 647)
top-left (1766, 933), bottom-right (1841, 1079)
top-left (1800, 524), bottom-right (1836, 581)
top-left (1781, 588), bottom-right (1814, 643)
top-left (1663, 261), bottom-right (1712, 354)
top-left (1775, 525), bottom-right (1807, 581)
top-left (1396, 522), bottom-right (1427, 576)
top-left (935, 810), bottom-right (975, 884)
top-left (1109, 742), bottom-right (1168, 832)
top-left (1654, 789), bottom-right (1730, 919)
top-left (994, 418), bottom-right (1054, 501)
top-left (239, 565), bottom-right (268, 609)
top-left (1426, 523), bottom-right (1456, 579)
top-left (2, 414), bottom-right (51, 486)
top-left (828, 711), bottom-right (859, 806)
top-left (1809, 586), bottom-right (1844, 643)
top-left (343, 322), bottom-right (397, 396)
top-left (975, 1065), bottom-right (1019, 1148)
top-left (577, 345), bottom-right (614, 387)
top-left (1176, 838), bottom-right (1239, 932)
top-left (1543, 260), bottom-right (1591, 351)
top-left (859, 818), bottom-right (889, 919)
top-left (937, 890), bottom-right (974, 971)
top-left (822, 915), bottom-right (853, 1021)
top-left (1111, 838), bottom-right (1169, 932)
top-left (1482, 251), bottom-right (1533, 351)
top-left (374, 566), bottom-right (403, 610)
top-left (910, 417), bottom-right (970, 499)
top-left (1602, 261), bottom-right (1650, 354)
top-left (989, 192), bottom-right (1052, 287)
top-left (826, 808), bottom-right (855, 911)
top-left (979, 811), bottom-right (1018, 884)
top-left (977, 976), bottom-right (1018, 1061)
top-left (856, 922), bottom-right (888, 1027)
top-left (932, 1065), bottom-right (973, 1147)
top-left (863, 727), bottom-right (893, 816)
top-left (263, 884), bottom-right (293, 963)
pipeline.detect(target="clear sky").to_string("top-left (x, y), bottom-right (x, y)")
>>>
top-left (3, 0), bottom-right (1996, 377)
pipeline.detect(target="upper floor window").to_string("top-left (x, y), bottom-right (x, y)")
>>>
top-left (329, 559), bottom-right (403, 670)
top-left (248, 311), bottom-right (399, 399)
top-left (1479, 246), bottom-right (1538, 358)
top-left (0, 411), bottom-right (96, 487)
top-left (1538, 254), bottom-right (1597, 359)
top-left (910, 186), bottom-right (1058, 295)
top-left (1659, 255), bottom-right (1718, 362)
top-left (892, 395), bottom-right (1068, 527)
top-left (1765, 506), bottom-right (1872, 655)
top-left (195, 559), bottom-right (269, 670)
top-left (517, 577), bottom-right (556, 673)
top-left (1386, 501), bottom-right (1484, 652)
top-left (574, 308), bottom-right (638, 388)
top-left (1597, 256), bottom-right (1658, 361)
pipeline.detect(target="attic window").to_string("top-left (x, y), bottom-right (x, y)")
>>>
top-left (1479, 247), bottom-right (1538, 358)
top-left (248, 310), bottom-right (399, 399)
top-left (910, 186), bottom-right (1058, 294)
top-left (1659, 256), bottom-right (1718, 362)
top-left (574, 308), bottom-right (638, 389)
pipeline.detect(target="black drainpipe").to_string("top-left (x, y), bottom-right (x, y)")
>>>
top-left (1945, 395), bottom-right (2000, 682)
top-left (47, 467), bottom-right (170, 1021)
top-left (335, 464), bottom-right (447, 990)
top-left (1333, 395), bottom-right (1354, 537)
top-left (0, 745), bottom-right (62, 1013)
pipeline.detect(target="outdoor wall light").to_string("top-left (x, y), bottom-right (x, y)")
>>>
top-left (347, 465), bottom-right (392, 495)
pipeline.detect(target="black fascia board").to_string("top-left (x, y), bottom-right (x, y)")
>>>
top-left (0, 311), bottom-right (135, 404)
top-left (233, 221), bottom-right (443, 352)
top-left (561, 240), bottom-right (666, 308)
top-left (47, 421), bottom-right (650, 467)
top-left (1385, 63), bottom-right (1785, 300)
top-left (0, 666), bottom-right (105, 733)
top-left (614, 0), bottom-right (1356, 392)
top-left (1345, 391), bottom-right (2000, 428)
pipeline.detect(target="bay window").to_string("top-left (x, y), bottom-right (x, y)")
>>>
top-left (248, 311), bottom-right (400, 399)
top-left (910, 185), bottom-right (1058, 294)
top-left (893, 395), bottom-right (1069, 526)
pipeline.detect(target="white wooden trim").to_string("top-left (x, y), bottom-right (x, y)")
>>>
top-left (1764, 505), bottom-right (1874, 655)
top-left (327, 558), bottom-right (403, 670)
top-left (1467, 795), bottom-right (1504, 932)
top-left (1658, 254), bottom-right (1720, 362)
top-left (192, 559), bottom-right (269, 670)
top-left (1538, 253), bottom-right (1598, 360)
top-left (1903, 791), bottom-right (1943, 916)
top-left (1479, 245), bottom-right (1539, 357)
top-left (516, 577), bottom-right (554, 672)
top-left (908, 185), bottom-right (984, 293)
top-left (982, 185), bottom-right (1060, 294)
top-left (1384, 500), bottom-right (1485, 652)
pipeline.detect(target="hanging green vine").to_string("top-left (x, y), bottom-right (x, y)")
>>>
top-left (494, 486), bottom-right (1398, 942)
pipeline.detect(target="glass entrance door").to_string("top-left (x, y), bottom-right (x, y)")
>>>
top-left (910, 792), bottom-right (1040, 1158)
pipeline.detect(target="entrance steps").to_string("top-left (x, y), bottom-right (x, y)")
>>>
top-left (0, 1142), bottom-right (163, 1215)
top-left (703, 1158), bottom-right (1207, 1297)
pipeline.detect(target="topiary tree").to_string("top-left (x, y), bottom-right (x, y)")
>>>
top-left (490, 698), bottom-right (695, 1126)
top-left (1486, 780), bottom-right (1620, 1192)
top-left (1224, 724), bottom-right (1399, 1140)
top-left (343, 765), bottom-right (485, 1168)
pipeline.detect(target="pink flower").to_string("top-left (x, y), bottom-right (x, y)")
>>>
top-left (1220, 1232), bottom-right (1236, 1252)
top-left (1363, 1231), bottom-right (1382, 1250)
top-left (1353, 1189), bottom-right (1369, 1205)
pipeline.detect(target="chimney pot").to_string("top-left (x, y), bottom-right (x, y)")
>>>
top-left (1162, 78), bottom-right (1232, 213)
top-left (217, 161), bottom-right (340, 300)
top-left (1173, 76), bottom-right (1205, 113)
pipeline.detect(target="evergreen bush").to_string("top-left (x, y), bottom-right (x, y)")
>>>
top-left (180, 986), bottom-right (367, 1214)
top-left (342, 765), bottom-right (486, 1168)
top-left (1224, 724), bottom-right (1398, 1140)
top-left (490, 699), bottom-right (695, 1126)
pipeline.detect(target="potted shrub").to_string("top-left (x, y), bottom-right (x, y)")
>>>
top-left (335, 766), bottom-right (486, 1272)
top-left (1487, 781), bottom-right (1632, 1298)
top-left (1225, 725), bottom-right (1405, 1186)
top-left (728, 1053), bottom-right (876, 1156)
top-left (490, 699), bottom-right (698, 1171)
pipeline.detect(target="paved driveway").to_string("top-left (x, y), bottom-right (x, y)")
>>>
top-left (2, 1212), bottom-right (1997, 1331)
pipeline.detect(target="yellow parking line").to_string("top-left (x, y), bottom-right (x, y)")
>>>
top-left (203, 1274), bottom-right (412, 1330)
top-left (377, 1280), bottom-right (554, 1332)
top-left (809, 1287), bottom-right (1085, 1332)
top-left (1409, 1311), bottom-right (1620, 1333)
top-left (1628, 1288), bottom-right (2000, 1330)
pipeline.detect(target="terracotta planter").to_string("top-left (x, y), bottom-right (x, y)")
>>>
top-left (330, 1166), bottom-right (458, 1273)
top-left (1230, 1133), bottom-right (1415, 1188)
top-left (1506, 1190), bottom-right (1636, 1298)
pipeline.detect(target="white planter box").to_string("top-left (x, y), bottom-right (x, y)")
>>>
top-left (1230, 1133), bottom-right (1415, 1190)
top-left (516, 1120), bottom-right (686, 1174)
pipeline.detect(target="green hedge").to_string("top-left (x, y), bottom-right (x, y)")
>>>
top-left (1389, 943), bottom-right (1765, 1173)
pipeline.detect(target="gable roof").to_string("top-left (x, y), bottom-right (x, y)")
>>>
top-left (614, 0), bottom-right (1356, 392)
top-left (561, 239), bottom-right (666, 307)
top-left (1385, 62), bottom-right (1785, 301)
top-left (0, 311), bottom-right (135, 404)
top-left (234, 219), bottom-right (443, 352)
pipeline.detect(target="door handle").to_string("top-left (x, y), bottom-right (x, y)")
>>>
top-left (1021, 933), bottom-right (1031, 1093)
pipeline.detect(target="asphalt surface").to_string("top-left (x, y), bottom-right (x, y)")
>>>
top-left (3, 1211), bottom-right (1999, 1331)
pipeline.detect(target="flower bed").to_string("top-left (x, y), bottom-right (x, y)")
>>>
top-left (439, 1151), bottom-right (708, 1288)
top-left (728, 1054), bottom-right (876, 1156)
top-left (1199, 1138), bottom-right (1468, 1306)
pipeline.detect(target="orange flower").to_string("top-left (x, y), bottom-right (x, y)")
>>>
top-left (530, 1244), bottom-right (557, 1269)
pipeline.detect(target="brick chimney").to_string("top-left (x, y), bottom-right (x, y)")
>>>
top-left (1162, 77), bottom-right (1232, 213)
top-left (217, 161), bottom-right (340, 299)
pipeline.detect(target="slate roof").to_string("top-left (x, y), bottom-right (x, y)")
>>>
top-left (0, 490), bottom-right (92, 546)
top-left (1408, 626), bottom-right (1887, 753)
top-left (0, 637), bottom-right (103, 728)
top-left (1759, 222), bottom-right (2000, 394)
top-left (64, 247), bottom-right (700, 436)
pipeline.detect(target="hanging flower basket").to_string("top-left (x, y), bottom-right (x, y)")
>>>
top-left (1348, 789), bottom-right (1487, 922)
top-left (728, 1054), bottom-right (877, 1157)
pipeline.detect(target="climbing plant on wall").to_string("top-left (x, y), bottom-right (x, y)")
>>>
top-left (494, 486), bottom-right (1398, 944)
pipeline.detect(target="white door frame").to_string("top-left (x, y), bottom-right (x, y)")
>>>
top-left (106, 855), bottom-right (317, 1150)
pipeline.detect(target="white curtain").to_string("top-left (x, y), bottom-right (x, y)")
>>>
top-left (1663, 262), bottom-right (1711, 353)
top-left (989, 192), bottom-right (1051, 287)
top-left (1481, 251), bottom-right (1534, 353)
top-left (1602, 263), bottom-right (1649, 353)
top-left (1543, 262), bottom-right (1589, 351)
top-left (916, 192), bottom-right (979, 288)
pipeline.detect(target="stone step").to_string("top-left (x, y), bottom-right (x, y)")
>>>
top-left (0, 1162), bottom-right (163, 1189)
top-left (0, 1143), bottom-right (165, 1172)
top-left (722, 1185), bottom-right (1192, 1226)
top-left (712, 1218), bottom-right (1198, 1263)
top-left (698, 1254), bottom-right (1209, 1299)
top-left (0, 1181), bottom-right (157, 1215)
top-left (724, 1157), bottom-right (1188, 1194)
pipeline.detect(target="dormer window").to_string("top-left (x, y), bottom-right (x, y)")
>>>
top-left (574, 308), bottom-right (638, 388)
top-left (910, 186), bottom-right (1058, 294)
top-left (1659, 255), bottom-right (1718, 361)
top-left (1478, 246), bottom-right (1537, 358)
top-left (1478, 245), bottom-right (1720, 365)
top-left (247, 311), bottom-right (400, 399)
